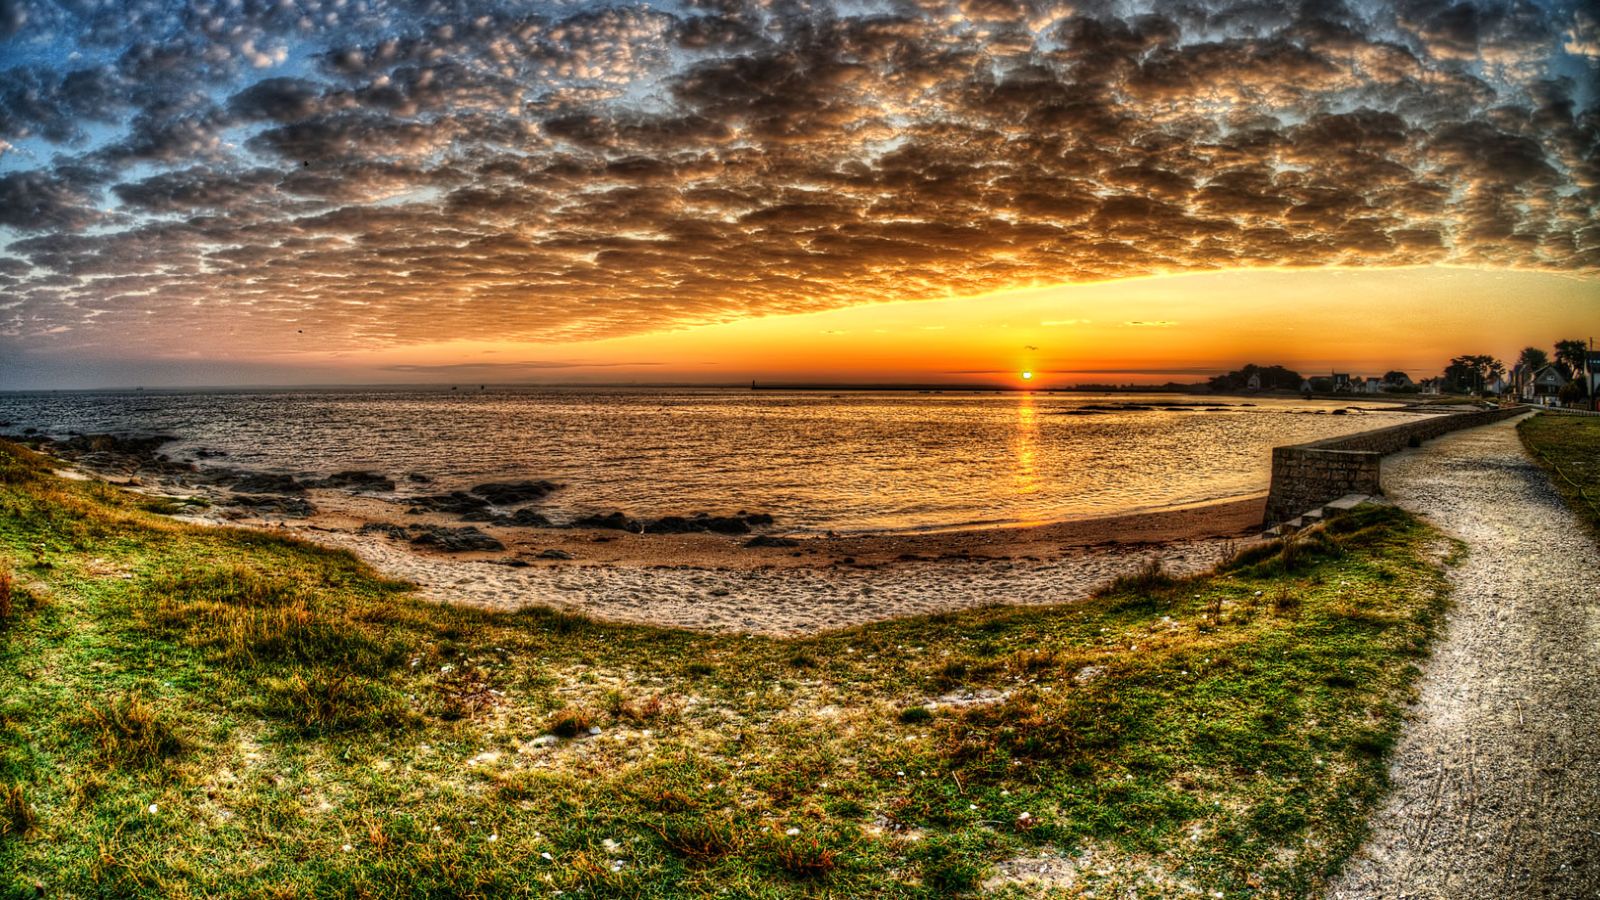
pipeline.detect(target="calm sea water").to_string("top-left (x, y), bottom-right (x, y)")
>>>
top-left (0, 388), bottom-right (1426, 533)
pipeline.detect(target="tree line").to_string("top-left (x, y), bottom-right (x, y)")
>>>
top-left (1444, 339), bottom-right (1593, 401)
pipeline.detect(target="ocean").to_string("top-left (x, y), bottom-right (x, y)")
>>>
top-left (0, 388), bottom-right (1427, 534)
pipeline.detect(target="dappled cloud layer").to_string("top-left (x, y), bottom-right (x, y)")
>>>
top-left (1, 0), bottom-right (1597, 354)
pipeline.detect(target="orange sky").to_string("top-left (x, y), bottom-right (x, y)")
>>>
top-left (5, 264), bottom-right (1594, 389)
top-left (313, 266), bottom-right (1599, 388)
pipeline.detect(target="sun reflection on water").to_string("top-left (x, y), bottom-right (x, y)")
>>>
top-left (1014, 392), bottom-right (1039, 496)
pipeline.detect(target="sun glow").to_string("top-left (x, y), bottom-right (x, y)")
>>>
top-left (1021, 371), bottom-right (1033, 380)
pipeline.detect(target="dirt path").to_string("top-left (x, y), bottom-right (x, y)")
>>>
top-left (1330, 416), bottom-right (1600, 899)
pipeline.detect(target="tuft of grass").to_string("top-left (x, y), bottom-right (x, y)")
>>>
top-left (651, 815), bottom-right (745, 865)
top-left (1, 782), bottom-right (33, 839)
top-left (546, 706), bottom-right (594, 738)
top-left (137, 564), bottom-right (405, 672)
top-left (73, 695), bottom-right (183, 768)
top-left (898, 705), bottom-right (934, 724)
top-left (1107, 558), bottom-right (1175, 594)
top-left (260, 670), bottom-right (417, 735)
top-left (918, 837), bottom-right (983, 894)
top-left (771, 837), bottom-right (838, 880)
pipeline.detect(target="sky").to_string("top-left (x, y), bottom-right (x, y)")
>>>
top-left (0, 0), bottom-right (1597, 389)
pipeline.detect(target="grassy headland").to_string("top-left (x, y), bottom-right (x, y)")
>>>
top-left (1518, 413), bottom-right (1600, 538)
top-left (0, 438), bottom-right (1453, 897)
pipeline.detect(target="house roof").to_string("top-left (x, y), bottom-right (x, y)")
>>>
top-left (1533, 365), bottom-right (1568, 385)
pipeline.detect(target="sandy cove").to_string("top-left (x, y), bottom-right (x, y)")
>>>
top-left (225, 491), bottom-right (1267, 635)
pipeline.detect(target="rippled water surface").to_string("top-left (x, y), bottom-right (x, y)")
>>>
top-left (0, 389), bottom-right (1428, 532)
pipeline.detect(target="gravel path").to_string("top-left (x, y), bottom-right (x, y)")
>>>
top-left (1331, 416), bottom-right (1600, 899)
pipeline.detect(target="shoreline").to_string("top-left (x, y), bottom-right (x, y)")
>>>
top-left (213, 489), bottom-right (1265, 635)
top-left (283, 488), bottom-right (1267, 568)
top-left (14, 432), bottom-right (1267, 634)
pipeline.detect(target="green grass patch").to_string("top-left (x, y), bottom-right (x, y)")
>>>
top-left (1519, 413), bottom-right (1600, 539)
top-left (0, 439), bottom-right (1453, 897)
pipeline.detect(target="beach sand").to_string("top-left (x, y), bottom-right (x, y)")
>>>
top-left (229, 491), bottom-right (1266, 635)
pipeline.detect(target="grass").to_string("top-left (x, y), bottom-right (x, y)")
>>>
top-left (1518, 413), bottom-right (1600, 538)
top-left (0, 437), bottom-right (1457, 897)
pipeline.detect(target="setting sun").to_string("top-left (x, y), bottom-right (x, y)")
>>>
top-left (1021, 371), bottom-right (1033, 381)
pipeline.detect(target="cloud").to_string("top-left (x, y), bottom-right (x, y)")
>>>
top-left (0, 0), bottom-right (1595, 359)
top-left (1124, 321), bottom-right (1178, 327)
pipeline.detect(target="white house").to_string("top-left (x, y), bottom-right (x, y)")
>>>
top-left (1246, 372), bottom-right (1262, 392)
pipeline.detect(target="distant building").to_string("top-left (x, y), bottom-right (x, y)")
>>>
top-left (1509, 363), bottom-right (1530, 399)
top-left (1524, 364), bottom-right (1568, 405)
top-left (1419, 377), bottom-right (1441, 395)
top-left (1382, 372), bottom-right (1413, 390)
top-left (1365, 377), bottom-right (1382, 394)
top-left (1299, 379), bottom-right (1314, 394)
top-left (1331, 373), bottom-right (1352, 392)
top-left (1246, 372), bottom-right (1261, 392)
top-left (1487, 376), bottom-right (1509, 396)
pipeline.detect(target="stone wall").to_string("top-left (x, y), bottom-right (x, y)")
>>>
top-left (1264, 406), bottom-right (1527, 525)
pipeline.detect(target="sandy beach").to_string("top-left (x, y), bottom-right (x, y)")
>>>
top-left (209, 488), bottom-right (1265, 634)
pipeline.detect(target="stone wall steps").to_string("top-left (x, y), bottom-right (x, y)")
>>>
top-left (1261, 493), bottom-right (1371, 538)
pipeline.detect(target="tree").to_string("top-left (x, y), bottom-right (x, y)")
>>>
top-left (1443, 354), bottom-right (1503, 394)
top-left (1207, 363), bottom-right (1304, 392)
top-left (1382, 371), bottom-right (1410, 383)
top-left (1553, 340), bottom-right (1587, 379)
top-left (1517, 347), bottom-right (1548, 371)
top-left (1559, 379), bottom-right (1587, 406)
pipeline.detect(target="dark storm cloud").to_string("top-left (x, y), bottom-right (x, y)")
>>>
top-left (0, 0), bottom-right (1597, 352)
